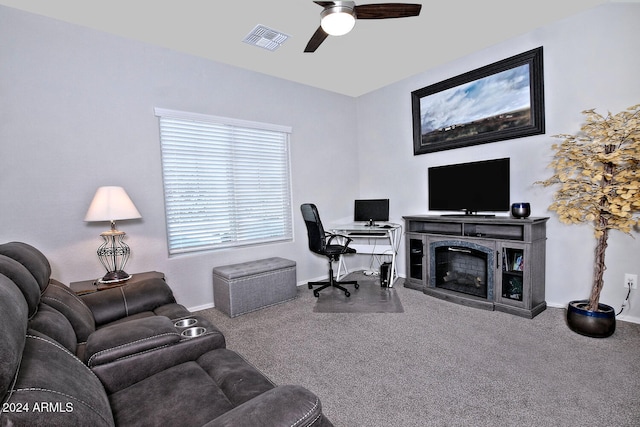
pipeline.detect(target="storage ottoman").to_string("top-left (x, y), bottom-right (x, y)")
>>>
top-left (213, 257), bottom-right (297, 317)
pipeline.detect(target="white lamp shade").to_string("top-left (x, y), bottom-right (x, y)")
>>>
top-left (321, 7), bottom-right (356, 36)
top-left (84, 186), bottom-right (141, 222)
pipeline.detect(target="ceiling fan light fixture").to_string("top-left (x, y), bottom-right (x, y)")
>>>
top-left (321, 5), bottom-right (356, 36)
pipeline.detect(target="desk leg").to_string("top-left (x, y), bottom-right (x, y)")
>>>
top-left (389, 250), bottom-right (396, 287)
top-left (336, 257), bottom-right (349, 280)
top-left (388, 228), bottom-right (400, 287)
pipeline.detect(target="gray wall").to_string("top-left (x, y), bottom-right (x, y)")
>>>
top-left (0, 5), bottom-right (359, 309)
top-left (2, 3), bottom-right (639, 322)
top-left (356, 3), bottom-right (640, 322)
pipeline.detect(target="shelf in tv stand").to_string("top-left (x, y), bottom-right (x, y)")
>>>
top-left (402, 215), bottom-right (549, 243)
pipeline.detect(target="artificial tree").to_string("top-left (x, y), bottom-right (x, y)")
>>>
top-left (538, 104), bottom-right (640, 312)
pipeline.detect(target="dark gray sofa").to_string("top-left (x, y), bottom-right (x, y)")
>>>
top-left (0, 242), bottom-right (332, 426)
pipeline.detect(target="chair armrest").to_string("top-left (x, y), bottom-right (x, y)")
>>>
top-left (326, 233), bottom-right (353, 246)
top-left (80, 277), bottom-right (177, 326)
top-left (85, 316), bottom-right (180, 367)
top-left (204, 385), bottom-right (325, 427)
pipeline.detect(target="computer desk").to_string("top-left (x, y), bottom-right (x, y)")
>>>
top-left (330, 223), bottom-right (402, 287)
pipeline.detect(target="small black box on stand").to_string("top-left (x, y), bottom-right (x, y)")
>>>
top-left (379, 262), bottom-right (392, 287)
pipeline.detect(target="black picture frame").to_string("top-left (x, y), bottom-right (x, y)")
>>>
top-left (412, 47), bottom-right (545, 155)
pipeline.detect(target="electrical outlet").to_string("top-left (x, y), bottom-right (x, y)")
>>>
top-left (624, 273), bottom-right (638, 289)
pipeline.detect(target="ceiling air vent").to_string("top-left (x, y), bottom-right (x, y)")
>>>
top-left (242, 25), bottom-right (290, 51)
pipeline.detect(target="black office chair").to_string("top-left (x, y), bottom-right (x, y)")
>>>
top-left (300, 203), bottom-right (359, 297)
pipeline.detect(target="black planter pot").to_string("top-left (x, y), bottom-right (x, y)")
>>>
top-left (566, 300), bottom-right (616, 338)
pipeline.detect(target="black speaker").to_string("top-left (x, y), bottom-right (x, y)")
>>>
top-left (380, 262), bottom-right (392, 287)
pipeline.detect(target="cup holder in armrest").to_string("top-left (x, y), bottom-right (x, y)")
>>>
top-left (181, 326), bottom-right (206, 338)
top-left (174, 318), bottom-right (197, 328)
top-left (174, 316), bottom-right (216, 340)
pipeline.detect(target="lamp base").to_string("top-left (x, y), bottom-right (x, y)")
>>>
top-left (98, 270), bottom-right (132, 284)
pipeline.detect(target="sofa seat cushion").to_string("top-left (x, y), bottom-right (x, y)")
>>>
top-left (109, 361), bottom-right (233, 427)
top-left (204, 385), bottom-right (326, 427)
top-left (197, 349), bottom-right (275, 407)
top-left (108, 349), bottom-right (275, 427)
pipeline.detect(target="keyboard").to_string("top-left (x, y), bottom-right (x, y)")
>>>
top-left (348, 232), bottom-right (386, 236)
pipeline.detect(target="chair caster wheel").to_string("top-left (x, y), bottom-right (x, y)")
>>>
top-left (345, 292), bottom-right (350, 297)
top-left (355, 284), bottom-right (359, 289)
top-left (313, 291), bottom-right (319, 297)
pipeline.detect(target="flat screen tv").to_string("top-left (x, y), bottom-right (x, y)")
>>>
top-left (428, 158), bottom-right (510, 215)
top-left (354, 199), bottom-right (389, 226)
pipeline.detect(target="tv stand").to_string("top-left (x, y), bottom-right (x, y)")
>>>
top-left (403, 215), bottom-right (548, 318)
top-left (441, 214), bottom-right (496, 218)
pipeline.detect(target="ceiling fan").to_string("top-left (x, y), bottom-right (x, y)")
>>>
top-left (304, 1), bottom-right (422, 52)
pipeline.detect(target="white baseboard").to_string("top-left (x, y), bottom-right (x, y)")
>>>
top-left (617, 314), bottom-right (640, 324)
top-left (546, 302), bottom-right (565, 309)
top-left (189, 302), bottom-right (215, 312)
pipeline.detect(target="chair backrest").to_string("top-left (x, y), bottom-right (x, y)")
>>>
top-left (300, 203), bottom-right (327, 255)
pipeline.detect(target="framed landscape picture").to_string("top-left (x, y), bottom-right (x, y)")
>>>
top-left (412, 47), bottom-right (545, 155)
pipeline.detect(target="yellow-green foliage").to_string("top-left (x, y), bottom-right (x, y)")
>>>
top-left (538, 104), bottom-right (640, 238)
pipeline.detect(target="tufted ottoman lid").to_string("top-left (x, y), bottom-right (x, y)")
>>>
top-left (212, 257), bottom-right (296, 280)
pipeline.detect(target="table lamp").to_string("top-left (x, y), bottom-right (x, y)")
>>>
top-left (84, 186), bottom-right (141, 283)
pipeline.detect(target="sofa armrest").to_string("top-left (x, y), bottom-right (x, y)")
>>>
top-left (91, 316), bottom-right (226, 393)
top-left (85, 316), bottom-right (180, 367)
top-left (80, 277), bottom-right (177, 326)
top-left (204, 385), bottom-right (326, 427)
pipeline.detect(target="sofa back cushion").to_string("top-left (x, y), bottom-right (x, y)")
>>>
top-left (28, 303), bottom-right (79, 354)
top-left (0, 273), bottom-right (28, 400)
top-left (0, 241), bottom-right (51, 292)
top-left (0, 255), bottom-right (41, 317)
top-left (81, 278), bottom-right (177, 326)
top-left (2, 330), bottom-right (115, 427)
top-left (42, 280), bottom-right (96, 341)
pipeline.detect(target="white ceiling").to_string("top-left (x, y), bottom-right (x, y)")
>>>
top-left (0, 0), bottom-right (624, 96)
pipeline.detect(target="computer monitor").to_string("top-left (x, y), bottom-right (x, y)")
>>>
top-left (354, 199), bottom-right (389, 227)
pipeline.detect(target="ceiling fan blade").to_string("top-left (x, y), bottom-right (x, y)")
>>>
top-left (354, 3), bottom-right (422, 19)
top-left (304, 26), bottom-right (329, 52)
top-left (313, 1), bottom-right (336, 7)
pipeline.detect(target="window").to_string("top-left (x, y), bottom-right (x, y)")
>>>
top-left (155, 108), bottom-right (293, 254)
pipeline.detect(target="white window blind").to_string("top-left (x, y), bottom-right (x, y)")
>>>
top-left (155, 108), bottom-right (293, 254)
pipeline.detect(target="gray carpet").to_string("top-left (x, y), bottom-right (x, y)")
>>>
top-left (197, 280), bottom-right (640, 427)
top-left (313, 271), bottom-right (403, 313)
